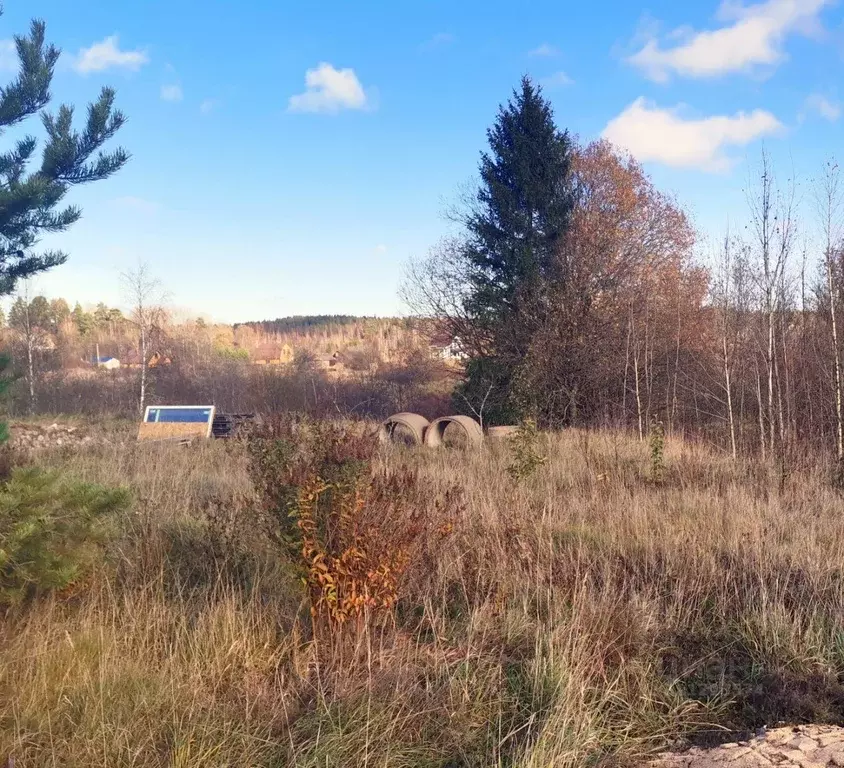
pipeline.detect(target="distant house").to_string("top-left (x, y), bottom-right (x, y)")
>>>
top-left (93, 356), bottom-right (120, 370)
top-left (253, 343), bottom-right (295, 366)
top-left (434, 337), bottom-right (467, 363)
top-left (253, 344), bottom-right (281, 365)
top-left (315, 350), bottom-right (344, 373)
top-left (427, 327), bottom-right (468, 363)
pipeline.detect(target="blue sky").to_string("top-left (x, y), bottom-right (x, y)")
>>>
top-left (3, 0), bottom-right (843, 322)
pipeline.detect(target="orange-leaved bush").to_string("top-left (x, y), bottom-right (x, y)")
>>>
top-left (247, 416), bottom-right (457, 632)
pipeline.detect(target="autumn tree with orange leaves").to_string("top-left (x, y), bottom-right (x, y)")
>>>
top-left (526, 139), bottom-right (707, 428)
top-left (407, 134), bottom-right (708, 429)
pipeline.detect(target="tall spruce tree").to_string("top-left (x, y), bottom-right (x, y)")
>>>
top-left (457, 77), bottom-right (574, 424)
top-left (0, 15), bottom-right (128, 295)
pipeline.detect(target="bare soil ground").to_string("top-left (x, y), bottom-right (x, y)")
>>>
top-left (654, 726), bottom-right (844, 767)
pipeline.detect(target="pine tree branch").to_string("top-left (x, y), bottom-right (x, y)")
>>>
top-left (0, 17), bottom-right (127, 293)
top-left (0, 20), bottom-right (58, 130)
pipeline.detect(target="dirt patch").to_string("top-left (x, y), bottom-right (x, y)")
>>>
top-left (653, 725), bottom-right (844, 767)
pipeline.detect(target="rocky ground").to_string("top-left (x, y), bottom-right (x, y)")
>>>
top-left (653, 726), bottom-right (844, 768)
top-left (9, 422), bottom-right (112, 452)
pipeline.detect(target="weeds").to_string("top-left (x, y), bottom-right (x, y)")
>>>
top-left (1, 425), bottom-right (844, 765)
top-left (247, 417), bottom-right (455, 636)
top-left (649, 415), bottom-right (666, 484)
top-left (507, 419), bottom-right (547, 481)
top-left (832, 456), bottom-right (844, 492)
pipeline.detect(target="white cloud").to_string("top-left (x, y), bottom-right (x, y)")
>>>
top-left (602, 98), bottom-right (782, 172)
top-left (200, 98), bottom-right (221, 115)
top-left (160, 84), bottom-right (183, 102)
top-left (529, 43), bottom-right (560, 57)
top-left (541, 71), bottom-right (574, 88)
top-left (374, 244), bottom-right (388, 255)
top-left (288, 62), bottom-right (371, 114)
top-left (628, 0), bottom-right (833, 81)
top-left (0, 39), bottom-right (17, 72)
top-left (73, 35), bottom-right (148, 74)
top-left (801, 93), bottom-right (841, 121)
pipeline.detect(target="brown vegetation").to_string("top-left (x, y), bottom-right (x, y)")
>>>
top-left (0, 309), bottom-right (454, 423)
top-left (407, 143), bottom-right (844, 461)
top-left (3, 426), bottom-right (844, 765)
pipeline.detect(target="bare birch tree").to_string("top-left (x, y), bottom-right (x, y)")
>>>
top-left (814, 158), bottom-right (844, 461)
top-left (8, 282), bottom-right (51, 413)
top-left (122, 262), bottom-right (165, 416)
top-left (746, 148), bottom-right (797, 458)
top-left (714, 232), bottom-right (739, 458)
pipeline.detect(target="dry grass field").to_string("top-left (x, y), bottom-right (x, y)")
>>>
top-left (2, 427), bottom-right (844, 766)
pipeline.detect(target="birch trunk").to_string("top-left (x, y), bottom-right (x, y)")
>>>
top-left (27, 336), bottom-right (35, 413)
top-left (756, 358), bottom-right (766, 461)
top-left (633, 333), bottom-right (644, 441)
top-left (723, 333), bottom-right (737, 459)
top-left (827, 253), bottom-right (844, 460)
top-left (139, 322), bottom-right (148, 416)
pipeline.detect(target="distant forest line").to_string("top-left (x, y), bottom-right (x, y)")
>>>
top-left (234, 315), bottom-right (411, 335)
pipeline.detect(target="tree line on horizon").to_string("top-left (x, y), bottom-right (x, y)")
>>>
top-left (0, 289), bottom-right (454, 419)
top-left (235, 315), bottom-right (386, 334)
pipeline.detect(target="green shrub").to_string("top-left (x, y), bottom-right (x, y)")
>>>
top-left (0, 468), bottom-right (130, 605)
top-left (507, 419), bottom-right (547, 481)
top-left (213, 344), bottom-right (249, 361)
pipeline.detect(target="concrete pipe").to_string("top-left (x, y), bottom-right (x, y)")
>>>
top-left (379, 412), bottom-right (430, 446)
top-left (423, 415), bottom-right (484, 448)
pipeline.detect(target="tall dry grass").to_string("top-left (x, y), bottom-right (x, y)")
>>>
top-left (2, 428), bottom-right (844, 766)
